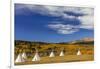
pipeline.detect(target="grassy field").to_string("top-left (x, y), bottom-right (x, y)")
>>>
top-left (15, 40), bottom-right (94, 65)
top-left (15, 54), bottom-right (94, 65)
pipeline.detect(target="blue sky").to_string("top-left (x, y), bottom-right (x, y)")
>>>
top-left (15, 4), bottom-right (94, 43)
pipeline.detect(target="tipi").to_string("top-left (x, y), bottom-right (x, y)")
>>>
top-left (77, 49), bottom-right (82, 55)
top-left (59, 50), bottom-right (64, 56)
top-left (49, 50), bottom-right (55, 57)
top-left (15, 53), bottom-right (25, 63)
top-left (32, 50), bottom-right (40, 61)
top-left (22, 52), bottom-right (27, 60)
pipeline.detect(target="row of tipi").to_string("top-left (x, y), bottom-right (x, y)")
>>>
top-left (49, 50), bottom-right (65, 57)
top-left (15, 49), bottom-right (81, 63)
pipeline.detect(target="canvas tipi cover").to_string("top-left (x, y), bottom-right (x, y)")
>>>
top-left (32, 52), bottom-right (40, 61)
top-left (15, 53), bottom-right (25, 63)
top-left (22, 52), bottom-right (27, 60)
top-left (49, 51), bottom-right (55, 57)
top-left (59, 50), bottom-right (64, 56)
top-left (77, 50), bottom-right (82, 55)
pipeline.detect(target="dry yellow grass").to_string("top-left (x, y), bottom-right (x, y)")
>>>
top-left (15, 54), bottom-right (94, 65)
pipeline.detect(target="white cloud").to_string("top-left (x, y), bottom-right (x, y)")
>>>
top-left (47, 22), bottom-right (94, 34)
top-left (78, 15), bottom-right (94, 30)
top-left (58, 29), bottom-right (79, 34)
top-left (48, 24), bottom-right (79, 34)
top-left (16, 4), bottom-right (94, 34)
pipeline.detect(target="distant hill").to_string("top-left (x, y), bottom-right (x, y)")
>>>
top-left (15, 37), bottom-right (94, 46)
top-left (81, 38), bottom-right (94, 42)
top-left (69, 38), bottom-right (94, 45)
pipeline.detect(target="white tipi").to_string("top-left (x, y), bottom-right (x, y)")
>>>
top-left (22, 52), bottom-right (27, 60)
top-left (32, 50), bottom-right (40, 61)
top-left (59, 50), bottom-right (64, 56)
top-left (49, 50), bottom-right (55, 57)
top-left (77, 49), bottom-right (82, 55)
top-left (15, 53), bottom-right (25, 63)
